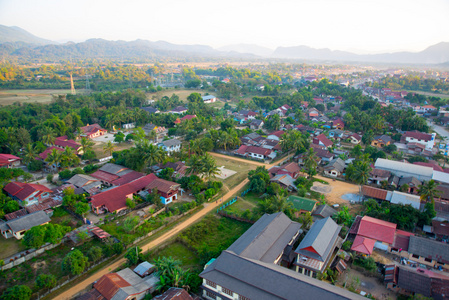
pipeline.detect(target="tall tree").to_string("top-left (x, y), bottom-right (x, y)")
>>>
top-left (418, 180), bottom-right (442, 204)
top-left (103, 141), bottom-right (116, 156)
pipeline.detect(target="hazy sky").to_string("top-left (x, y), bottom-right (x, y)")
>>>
top-left (1, 0), bottom-right (448, 54)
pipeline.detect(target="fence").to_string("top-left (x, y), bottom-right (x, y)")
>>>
top-left (1, 240), bottom-right (65, 271)
top-left (34, 256), bottom-right (111, 299)
top-left (218, 211), bottom-right (255, 224)
top-left (216, 197), bottom-right (238, 213)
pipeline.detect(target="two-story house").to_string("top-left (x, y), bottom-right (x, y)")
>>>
top-left (158, 139), bottom-right (182, 154)
top-left (294, 217), bottom-right (342, 278)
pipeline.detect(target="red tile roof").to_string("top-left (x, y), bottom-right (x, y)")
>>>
top-left (236, 145), bottom-right (248, 155)
top-left (403, 131), bottom-right (432, 142)
top-left (54, 136), bottom-right (81, 151)
top-left (413, 162), bottom-right (443, 172)
top-left (4, 182), bottom-right (52, 201)
top-left (94, 273), bottom-right (130, 300)
top-left (246, 146), bottom-right (272, 156)
top-left (313, 134), bottom-right (333, 148)
top-left (362, 185), bottom-right (388, 200)
top-left (110, 171), bottom-right (145, 186)
top-left (91, 170), bottom-right (119, 183)
top-left (269, 130), bottom-right (285, 138)
top-left (180, 115), bottom-right (197, 121)
top-left (80, 123), bottom-right (107, 136)
top-left (90, 174), bottom-right (158, 212)
top-left (357, 216), bottom-right (397, 244)
top-left (351, 236), bottom-right (376, 255)
top-left (0, 154), bottom-right (21, 161)
top-left (38, 146), bottom-right (64, 160)
top-left (4, 209), bottom-right (28, 221)
top-left (146, 178), bottom-right (180, 194)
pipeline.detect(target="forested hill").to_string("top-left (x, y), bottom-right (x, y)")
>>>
top-left (0, 25), bottom-right (55, 45)
top-left (0, 38), bottom-right (257, 62)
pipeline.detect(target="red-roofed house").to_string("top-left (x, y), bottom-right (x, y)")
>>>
top-left (0, 154), bottom-right (21, 168)
top-left (267, 130), bottom-right (285, 141)
top-left (332, 119), bottom-right (344, 130)
top-left (413, 162), bottom-right (443, 172)
top-left (350, 216), bottom-right (398, 254)
top-left (4, 182), bottom-right (53, 206)
top-left (235, 145), bottom-right (273, 160)
top-left (145, 178), bottom-right (181, 205)
top-left (54, 136), bottom-right (83, 154)
top-left (180, 115), bottom-right (197, 122)
top-left (38, 146), bottom-right (64, 161)
top-left (313, 134), bottom-right (333, 148)
top-left (308, 108), bottom-right (319, 118)
top-left (349, 133), bottom-right (362, 144)
top-left (401, 131), bottom-right (433, 147)
top-left (351, 236), bottom-right (376, 255)
top-left (80, 123), bottom-right (107, 139)
top-left (90, 174), bottom-right (158, 214)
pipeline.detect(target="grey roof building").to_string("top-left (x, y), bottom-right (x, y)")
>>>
top-left (324, 157), bottom-right (345, 174)
top-left (375, 158), bottom-right (433, 181)
top-left (67, 174), bottom-right (101, 189)
top-left (294, 217), bottom-right (342, 274)
top-left (312, 204), bottom-right (337, 220)
top-left (0, 211), bottom-right (51, 239)
top-left (408, 235), bottom-right (449, 264)
top-left (200, 213), bottom-right (362, 300)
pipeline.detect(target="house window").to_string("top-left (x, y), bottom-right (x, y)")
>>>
top-left (304, 269), bottom-right (311, 276)
top-left (222, 287), bottom-right (233, 296)
top-left (412, 254), bottom-right (419, 259)
top-left (238, 295), bottom-right (250, 300)
top-left (205, 291), bottom-right (216, 299)
top-left (424, 257), bottom-right (432, 263)
top-left (206, 280), bottom-right (217, 288)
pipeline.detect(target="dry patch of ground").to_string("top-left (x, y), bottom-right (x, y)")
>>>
top-left (0, 89), bottom-right (72, 106)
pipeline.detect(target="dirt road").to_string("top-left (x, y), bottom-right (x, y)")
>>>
top-left (208, 152), bottom-right (292, 168)
top-left (57, 179), bottom-right (250, 299)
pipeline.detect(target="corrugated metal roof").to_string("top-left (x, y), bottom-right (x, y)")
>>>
top-left (94, 273), bottom-right (130, 300)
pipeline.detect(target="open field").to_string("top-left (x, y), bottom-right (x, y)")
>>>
top-left (406, 90), bottom-right (449, 99)
top-left (0, 237), bottom-right (26, 260)
top-left (212, 155), bottom-right (257, 191)
top-left (0, 89), bottom-right (72, 106)
top-left (148, 89), bottom-right (204, 102)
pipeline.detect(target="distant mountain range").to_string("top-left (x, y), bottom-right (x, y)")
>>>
top-left (0, 25), bottom-right (448, 65)
top-left (0, 25), bottom-right (55, 45)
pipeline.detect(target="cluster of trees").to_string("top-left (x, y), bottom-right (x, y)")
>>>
top-left (368, 74), bottom-right (449, 94)
top-left (62, 188), bottom-right (90, 217)
top-left (363, 199), bottom-right (435, 231)
top-left (0, 187), bottom-right (21, 218)
top-left (22, 223), bottom-right (71, 249)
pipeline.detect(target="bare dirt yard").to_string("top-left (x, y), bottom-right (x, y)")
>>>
top-left (313, 176), bottom-right (360, 205)
top-left (0, 89), bottom-right (72, 106)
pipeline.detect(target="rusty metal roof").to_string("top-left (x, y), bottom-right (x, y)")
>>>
top-left (94, 273), bottom-right (130, 300)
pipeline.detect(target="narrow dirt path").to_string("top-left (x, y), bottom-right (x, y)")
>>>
top-left (57, 179), bottom-right (249, 299)
top-left (208, 152), bottom-right (294, 169)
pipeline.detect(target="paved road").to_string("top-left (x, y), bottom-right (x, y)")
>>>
top-left (428, 120), bottom-right (449, 141)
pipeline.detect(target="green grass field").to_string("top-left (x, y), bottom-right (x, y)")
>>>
top-left (151, 242), bottom-right (200, 269)
top-left (212, 156), bottom-right (257, 191)
top-left (0, 89), bottom-right (72, 106)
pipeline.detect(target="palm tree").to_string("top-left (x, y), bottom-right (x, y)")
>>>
top-left (201, 154), bottom-right (220, 181)
top-left (186, 155), bottom-right (203, 177)
top-left (45, 148), bottom-right (62, 172)
top-left (104, 114), bottom-right (116, 130)
top-left (418, 180), bottom-right (442, 204)
top-left (148, 130), bottom-right (157, 143)
top-left (41, 126), bottom-right (56, 145)
top-left (218, 131), bottom-right (233, 151)
top-left (351, 160), bottom-right (372, 201)
top-left (79, 137), bottom-right (94, 156)
top-left (103, 141), bottom-right (116, 156)
top-left (303, 148), bottom-right (318, 178)
top-left (140, 144), bottom-right (166, 170)
top-left (61, 147), bottom-right (80, 169)
top-left (23, 144), bottom-right (37, 165)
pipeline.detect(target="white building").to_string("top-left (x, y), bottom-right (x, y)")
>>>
top-left (202, 95), bottom-right (217, 103)
top-left (158, 139), bottom-right (181, 154)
